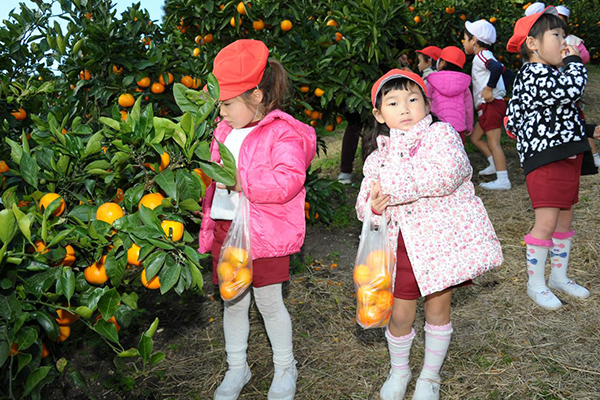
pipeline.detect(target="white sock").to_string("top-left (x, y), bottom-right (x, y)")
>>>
top-left (223, 289), bottom-right (251, 369)
top-left (386, 327), bottom-right (415, 376)
top-left (253, 284), bottom-right (294, 369)
top-left (487, 155), bottom-right (495, 168)
top-left (524, 234), bottom-right (553, 292)
top-left (418, 322), bottom-right (453, 382)
top-left (594, 153), bottom-right (599, 160)
top-left (496, 170), bottom-right (509, 182)
top-left (549, 231), bottom-right (574, 284)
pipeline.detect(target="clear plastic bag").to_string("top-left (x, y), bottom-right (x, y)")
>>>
top-left (353, 203), bottom-right (395, 329)
top-left (216, 193), bottom-right (253, 301)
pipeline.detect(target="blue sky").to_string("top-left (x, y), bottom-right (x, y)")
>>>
top-left (0, 0), bottom-right (165, 27)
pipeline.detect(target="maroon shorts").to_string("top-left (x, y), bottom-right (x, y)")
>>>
top-left (477, 99), bottom-right (507, 132)
top-left (393, 230), bottom-right (471, 300)
top-left (526, 155), bottom-right (583, 209)
top-left (211, 220), bottom-right (290, 288)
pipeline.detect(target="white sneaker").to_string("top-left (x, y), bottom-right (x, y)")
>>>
top-left (412, 378), bottom-right (440, 400)
top-left (478, 164), bottom-right (496, 176)
top-left (480, 179), bottom-right (511, 190)
top-left (268, 360), bottom-right (298, 400)
top-left (594, 156), bottom-right (600, 168)
top-left (527, 285), bottom-right (562, 310)
top-left (548, 278), bottom-right (590, 299)
top-left (380, 369), bottom-right (412, 400)
top-left (214, 364), bottom-right (252, 400)
top-left (337, 172), bottom-right (352, 184)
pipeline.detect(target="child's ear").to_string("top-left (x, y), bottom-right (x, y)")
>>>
top-left (525, 36), bottom-right (538, 52)
top-left (251, 88), bottom-right (264, 105)
top-left (372, 108), bottom-right (386, 124)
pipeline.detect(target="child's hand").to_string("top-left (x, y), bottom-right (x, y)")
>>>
top-left (594, 125), bottom-right (600, 139)
top-left (482, 86), bottom-right (494, 103)
top-left (227, 169), bottom-right (242, 192)
top-left (370, 181), bottom-right (389, 214)
top-left (562, 45), bottom-right (580, 58)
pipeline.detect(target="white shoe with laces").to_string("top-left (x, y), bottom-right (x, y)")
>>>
top-left (379, 369), bottom-right (412, 400)
top-left (480, 179), bottom-right (511, 190)
top-left (337, 172), bottom-right (352, 184)
top-left (548, 278), bottom-right (590, 299)
top-left (268, 360), bottom-right (298, 400)
top-left (214, 364), bottom-right (252, 400)
top-left (412, 378), bottom-right (440, 400)
top-left (478, 164), bottom-right (496, 176)
top-left (527, 285), bottom-right (562, 310)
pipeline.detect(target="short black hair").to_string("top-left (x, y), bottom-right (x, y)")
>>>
top-left (439, 61), bottom-right (463, 72)
top-left (465, 30), bottom-right (492, 50)
top-left (519, 13), bottom-right (567, 61)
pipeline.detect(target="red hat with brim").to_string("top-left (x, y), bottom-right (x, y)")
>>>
top-left (416, 46), bottom-right (442, 61)
top-left (371, 69), bottom-right (427, 107)
top-left (212, 39), bottom-right (269, 101)
top-left (439, 46), bottom-right (466, 68)
top-left (507, 6), bottom-right (558, 53)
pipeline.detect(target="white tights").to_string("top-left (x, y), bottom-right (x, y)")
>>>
top-left (223, 283), bottom-right (294, 369)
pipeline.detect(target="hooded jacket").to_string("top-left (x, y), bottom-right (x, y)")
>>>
top-left (198, 109), bottom-right (317, 259)
top-left (427, 70), bottom-right (474, 134)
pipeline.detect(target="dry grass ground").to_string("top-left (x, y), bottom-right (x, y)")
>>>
top-left (143, 66), bottom-right (600, 400)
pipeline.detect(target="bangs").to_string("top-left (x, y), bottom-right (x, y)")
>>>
top-left (529, 13), bottom-right (567, 39)
top-left (375, 78), bottom-right (424, 109)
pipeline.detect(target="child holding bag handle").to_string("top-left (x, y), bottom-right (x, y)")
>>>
top-left (356, 69), bottom-right (503, 400)
top-left (198, 39), bottom-right (316, 400)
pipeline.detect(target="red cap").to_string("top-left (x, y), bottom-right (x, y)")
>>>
top-left (212, 39), bottom-right (269, 101)
top-left (416, 46), bottom-right (442, 61)
top-left (507, 6), bottom-right (558, 53)
top-left (371, 69), bottom-right (427, 107)
top-left (439, 46), bottom-right (466, 68)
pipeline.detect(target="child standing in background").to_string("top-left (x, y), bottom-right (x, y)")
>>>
top-left (357, 69), bottom-right (503, 400)
top-left (198, 39), bottom-right (316, 400)
top-left (426, 46), bottom-right (473, 143)
top-left (505, 7), bottom-right (590, 310)
top-left (416, 46), bottom-right (442, 82)
top-left (463, 19), bottom-right (512, 190)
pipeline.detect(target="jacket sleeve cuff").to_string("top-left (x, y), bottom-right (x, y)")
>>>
top-left (563, 54), bottom-right (583, 66)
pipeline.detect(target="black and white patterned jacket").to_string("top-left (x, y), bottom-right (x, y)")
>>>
top-left (505, 56), bottom-right (588, 175)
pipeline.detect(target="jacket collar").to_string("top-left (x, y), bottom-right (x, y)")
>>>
top-left (377, 115), bottom-right (433, 150)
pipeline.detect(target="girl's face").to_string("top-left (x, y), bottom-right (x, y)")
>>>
top-left (219, 90), bottom-right (262, 129)
top-left (372, 85), bottom-right (430, 131)
top-left (528, 28), bottom-right (566, 66)
top-left (417, 54), bottom-right (431, 72)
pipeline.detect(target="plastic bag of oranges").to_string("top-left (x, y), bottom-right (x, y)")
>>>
top-left (216, 193), bottom-right (253, 301)
top-left (353, 204), bottom-right (395, 329)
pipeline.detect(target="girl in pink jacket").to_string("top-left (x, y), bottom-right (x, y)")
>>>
top-left (426, 46), bottom-right (474, 144)
top-left (198, 40), bottom-right (316, 400)
top-left (357, 69), bottom-right (502, 400)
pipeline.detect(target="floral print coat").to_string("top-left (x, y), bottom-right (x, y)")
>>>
top-left (356, 115), bottom-right (503, 296)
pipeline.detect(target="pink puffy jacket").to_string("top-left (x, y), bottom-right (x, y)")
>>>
top-left (198, 109), bottom-right (317, 259)
top-left (426, 71), bottom-right (474, 134)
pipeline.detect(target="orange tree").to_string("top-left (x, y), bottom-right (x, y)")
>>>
top-left (0, 0), bottom-right (237, 397)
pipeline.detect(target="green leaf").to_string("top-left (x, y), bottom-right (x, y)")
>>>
top-left (11, 204), bottom-right (31, 241)
top-left (124, 184), bottom-right (145, 212)
top-left (20, 152), bottom-right (39, 189)
top-left (159, 255), bottom-right (181, 294)
top-left (120, 292), bottom-right (138, 310)
top-left (93, 320), bottom-right (119, 344)
top-left (105, 254), bottom-right (124, 288)
top-left (138, 333), bottom-right (152, 365)
top-left (98, 288), bottom-right (120, 318)
top-left (149, 352), bottom-right (165, 367)
top-left (138, 204), bottom-right (163, 231)
top-left (179, 199), bottom-right (202, 212)
top-left (15, 326), bottom-right (37, 351)
top-left (194, 141), bottom-right (211, 160)
top-left (34, 311), bottom-right (59, 339)
top-left (145, 317), bottom-right (159, 338)
top-left (83, 131), bottom-right (104, 158)
top-left (0, 209), bottom-right (18, 244)
top-left (69, 370), bottom-right (87, 387)
top-left (146, 238), bottom-right (175, 250)
top-left (155, 170), bottom-right (178, 201)
top-left (118, 348), bottom-right (140, 358)
top-left (145, 252), bottom-right (166, 279)
top-left (173, 83), bottom-right (198, 116)
top-left (99, 116), bottom-right (121, 132)
top-left (74, 306), bottom-right (93, 319)
top-left (17, 353), bottom-right (33, 375)
top-left (6, 138), bottom-right (24, 164)
top-left (47, 227), bottom-right (75, 248)
top-left (189, 263), bottom-right (204, 290)
top-left (23, 366), bottom-right (51, 396)
top-left (60, 267), bottom-right (75, 302)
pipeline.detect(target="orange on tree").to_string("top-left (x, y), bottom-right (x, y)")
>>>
top-left (335, 32), bottom-right (343, 42)
top-left (445, 6), bottom-right (455, 14)
top-left (137, 77), bottom-right (151, 88)
top-left (127, 243), bottom-right (142, 267)
top-left (84, 255), bottom-right (109, 285)
top-left (141, 269), bottom-right (161, 289)
top-left (142, 36), bottom-right (151, 46)
top-left (280, 20), bottom-right (293, 31)
top-left (230, 16), bottom-right (241, 27)
top-left (55, 308), bottom-right (79, 325)
top-left (253, 19), bottom-right (265, 30)
top-left (79, 69), bottom-right (91, 80)
top-left (203, 33), bottom-right (214, 44)
top-left (314, 87), bottom-right (325, 97)
top-left (460, 14), bottom-right (467, 21)
top-left (112, 64), bottom-right (123, 74)
top-left (489, 17), bottom-right (497, 23)
top-left (54, 325), bottom-right (71, 342)
top-left (300, 86), bottom-right (310, 93)
top-left (151, 82), bottom-right (165, 94)
top-left (326, 19), bottom-right (338, 27)
top-left (39, 193), bottom-right (65, 217)
top-left (310, 110), bottom-right (320, 120)
top-left (161, 220), bottom-right (184, 241)
top-left (414, 15), bottom-right (421, 23)
top-left (59, 244), bottom-right (76, 266)
top-left (194, 35), bottom-right (203, 45)
top-left (120, 110), bottom-right (128, 121)
top-left (336, 116), bottom-right (343, 124)
top-left (41, 342), bottom-right (50, 358)
top-left (10, 108), bottom-right (27, 121)
top-left (138, 192), bottom-right (165, 210)
top-left (158, 72), bottom-right (174, 85)
top-left (144, 151), bottom-right (170, 172)
top-left (96, 202), bottom-right (124, 225)
top-left (32, 240), bottom-right (49, 254)
top-left (118, 93), bottom-right (135, 107)
top-left (181, 75), bottom-right (196, 88)
top-left (222, 246), bottom-right (249, 267)
top-left (194, 168), bottom-right (213, 188)
top-left (0, 160), bottom-right (8, 173)
top-left (326, 124), bottom-right (334, 132)
top-left (193, 47), bottom-right (200, 57)
top-left (236, 1), bottom-right (248, 15)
